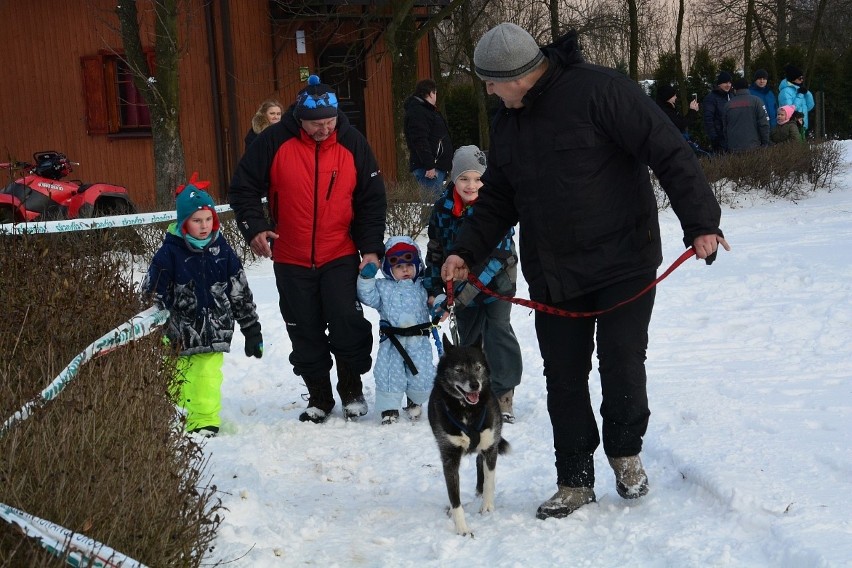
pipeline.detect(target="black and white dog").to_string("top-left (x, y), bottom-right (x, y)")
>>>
top-left (428, 334), bottom-right (510, 536)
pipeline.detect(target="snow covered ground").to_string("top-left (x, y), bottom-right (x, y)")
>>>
top-left (205, 142), bottom-right (852, 567)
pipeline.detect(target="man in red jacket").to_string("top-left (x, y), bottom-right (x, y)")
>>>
top-left (229, 75), bottom-right (387, 424)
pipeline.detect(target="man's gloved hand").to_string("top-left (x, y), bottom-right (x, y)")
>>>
top-left (430, 294), bottom-right (447, 320)
top-left (360, 263), bottom-right (378, 279)
top-left (798, 84), bottom-right (808, 95)
top-left (243, 323), bottom-right (263, 358)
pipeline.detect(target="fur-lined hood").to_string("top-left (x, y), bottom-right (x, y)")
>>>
top-left (251, 114), bottom-right (270, 135)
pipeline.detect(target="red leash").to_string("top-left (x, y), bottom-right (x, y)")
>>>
top-left (447, 247), bottom-right (697, 319)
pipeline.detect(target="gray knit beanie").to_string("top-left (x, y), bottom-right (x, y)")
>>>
top-left (451, 145), bottom-right (487, 183)
top-left (473, 23), bottom-right (544, 82)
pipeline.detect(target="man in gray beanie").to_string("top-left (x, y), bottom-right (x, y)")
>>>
top-left (442, 23), bottom-right (729, 520)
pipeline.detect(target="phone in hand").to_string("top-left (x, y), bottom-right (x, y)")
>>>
top-left (691, 93), bottom-right (698, 101)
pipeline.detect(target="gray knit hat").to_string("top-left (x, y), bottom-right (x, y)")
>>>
top-left (452, 145), bottom-right (487, 183)
top-left (473, 23), bottom-right (544, 82)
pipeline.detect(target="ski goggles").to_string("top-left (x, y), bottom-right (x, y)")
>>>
top-left (386, 251), bottom-right (417, 266)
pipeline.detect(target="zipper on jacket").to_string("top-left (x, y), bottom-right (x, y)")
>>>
top-left (311, 142), bottom-right (320, 268)
top-left (326, 170), bottom-right (337, 200)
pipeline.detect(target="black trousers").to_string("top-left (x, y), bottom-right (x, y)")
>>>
top-left (274, 255), bottom-right (373, 379)
top-left (534, 273), bottom-right (655, 488)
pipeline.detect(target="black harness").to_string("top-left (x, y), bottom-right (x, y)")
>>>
top-left (443, 400), bottom-right (488, 450)
top-left (379, 320), bottom-right (433, 375)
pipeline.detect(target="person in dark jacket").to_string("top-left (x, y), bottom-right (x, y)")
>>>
top-left (403, 79), bottom-right (454, 200)
top-left (723, 77), bottom-right (770, 152)
top-left (229, 75), bottom-right (387, 424)
top-left (702, 71), bottom-right (734, 153)
top-left (144, 174), bottom-right (263, 438)
top-left (423, 145), bottom-right (523, 423)
top-left (656, 84), bottom-right (700, 134)
top-left (441, 23), bottom-right (729, 520)
top-left (749, 69), bottom-right (778, 130)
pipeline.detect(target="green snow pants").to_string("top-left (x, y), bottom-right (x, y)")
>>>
top-left (172, 351), bottom-right (224, 432)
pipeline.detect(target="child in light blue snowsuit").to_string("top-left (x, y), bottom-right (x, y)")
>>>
top-left (357, 236), bottom-right (436, 424)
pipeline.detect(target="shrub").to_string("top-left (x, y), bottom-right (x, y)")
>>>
top-left (0, 232), bottom-right (222, 567)
top-left (385, 177), bottom-right (435, 239)
top-left (133, 209), bottom-right (257, 269)
top-left (654, 140), bottom-right (842, 209)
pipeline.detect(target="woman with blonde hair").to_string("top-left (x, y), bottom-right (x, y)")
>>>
top-left (244, 99), bottom-right (282, 150)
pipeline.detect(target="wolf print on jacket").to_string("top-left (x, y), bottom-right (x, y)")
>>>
top-left (143, 223), bottom-right (259, 355)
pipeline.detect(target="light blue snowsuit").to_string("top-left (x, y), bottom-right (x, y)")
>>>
top-left (357, 237), bottom-right (436, 414)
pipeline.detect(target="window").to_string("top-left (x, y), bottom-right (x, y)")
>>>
top-left (81, 51), bottom-right (154, 136)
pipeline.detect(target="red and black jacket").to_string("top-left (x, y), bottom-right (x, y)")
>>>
top-left (229, 109), bottom-right (386, 267)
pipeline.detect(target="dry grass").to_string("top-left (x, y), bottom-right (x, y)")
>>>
top-left (0, 232), bottom-right (222, 567)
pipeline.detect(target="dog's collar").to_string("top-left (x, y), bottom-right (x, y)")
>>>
top-left (442, 400), bottom-right (488, 435)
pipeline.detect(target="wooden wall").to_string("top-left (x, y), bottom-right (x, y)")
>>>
top-left (0, 1), bottom-right (433, 209)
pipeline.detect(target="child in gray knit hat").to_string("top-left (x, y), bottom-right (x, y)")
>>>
top-left (423, 145), bottom-right (523, 423)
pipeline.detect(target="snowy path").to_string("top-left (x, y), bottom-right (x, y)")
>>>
top-left (204, 171), bottom-right (852, 567)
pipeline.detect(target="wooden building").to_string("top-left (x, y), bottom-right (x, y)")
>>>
top-left (0, 1), bottom-right (436, 208)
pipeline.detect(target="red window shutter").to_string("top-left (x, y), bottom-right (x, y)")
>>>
top-left (81, 55), bottom-right (110, 135)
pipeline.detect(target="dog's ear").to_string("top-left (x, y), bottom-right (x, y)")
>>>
top-left (442, 333), bottom-right (454, 351)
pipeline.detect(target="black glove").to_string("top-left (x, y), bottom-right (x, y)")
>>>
top-left (243, 323), bottom-right (263, 358)
top-left (798, 84), bottom-right (808, 95)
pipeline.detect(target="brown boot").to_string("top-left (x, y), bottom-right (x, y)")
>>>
top-left (497, 389), bottom-right (515, 423)
top-left (535, 486), bottom-right (596, 519)
top-left (608, 455), bottom-right (649, 499)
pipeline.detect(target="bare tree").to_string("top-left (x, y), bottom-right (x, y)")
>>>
top-left (115, 0), bottom-right (187, 209)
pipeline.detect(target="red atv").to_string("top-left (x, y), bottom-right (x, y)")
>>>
top-left (0, 151), bottom-right (136, 224)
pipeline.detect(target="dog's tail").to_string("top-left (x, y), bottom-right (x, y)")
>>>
top-left (498, 438), bottom-right (510, 455)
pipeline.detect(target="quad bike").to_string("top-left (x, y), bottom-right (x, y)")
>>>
top-left (0, 151), bottom-right (137, 224)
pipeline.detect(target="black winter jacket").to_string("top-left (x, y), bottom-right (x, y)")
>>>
top-left (452, 31), bottom-right (723, 303)
top-left (702, 88), bottom-right (732, 149)
top-left (657, 100), bottom-right (699, 134)
top-left (723, 89), bottom-right (770, 152)
top-left (403, 95), bottom-right (453, 173)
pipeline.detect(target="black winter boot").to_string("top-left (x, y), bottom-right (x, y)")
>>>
top-left (335, 359), bottom-right (368, 419)
top-left (300, 375), bottom-right (334, 424)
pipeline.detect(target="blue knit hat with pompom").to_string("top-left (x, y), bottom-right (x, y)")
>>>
top-left (293, 75), bottom-right (339, 120)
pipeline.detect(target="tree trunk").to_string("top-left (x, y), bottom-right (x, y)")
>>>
top-left (627, 0), bottom-right (640, 80)
top-left (116, 0), bottom-right (187, 209)
top-left (385, 5), bottom-right (419, 184)
top-left (675, 0), bottom-right (687, 112)
top-left (744, 0), bottom-right (755, 79)
top-left (549, 0), bottom-right (560, 42)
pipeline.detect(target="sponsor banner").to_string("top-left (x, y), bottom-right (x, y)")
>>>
top-left (0, 502), bottom-right (147, 567)
top-left (0, 307), bottom-right (170, 435)
top-left (0, 205), bottom-right (233, 235)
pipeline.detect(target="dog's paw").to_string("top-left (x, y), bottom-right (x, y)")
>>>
top-left (450, 506), bottom-right (473, 537)
top-left (479, 500), bottom-right (495, 514)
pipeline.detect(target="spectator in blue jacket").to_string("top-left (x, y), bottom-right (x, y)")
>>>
top-left (749, 69), bottom-right (778, 130)
top-left (778, 64), bottom-right (815, 135)
top-left (702, 71), bottom-right (734, 153)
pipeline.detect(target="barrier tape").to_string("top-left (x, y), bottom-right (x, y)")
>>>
top-left (0, 306), bottom-right (170, 435)
top-left (0, 502), bottom-right (147, 567)
top-left (0, 205), bottom-right (233, 236)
